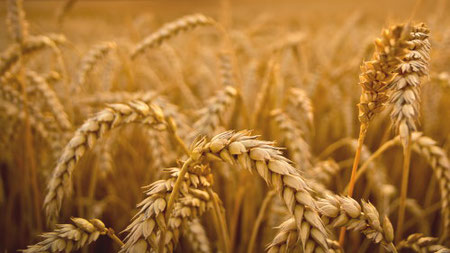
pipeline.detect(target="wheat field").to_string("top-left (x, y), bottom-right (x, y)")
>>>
top-left (1, 0), bottom-right (450, 252)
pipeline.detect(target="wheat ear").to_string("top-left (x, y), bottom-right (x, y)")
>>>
top-left (397, 233), bottom-right (450, 253)
top-left (189, 130), bottom-right (329, 251)
top-left (120, 165), bottom-right (213, 252)
top-left (131, 14), bottom-right (215, 59)
top-left (184, 219), bottom-right (211, 253)
top-left (22, 217), bottom-right (123, 252)
top-left (26, 70), bottom-right (72, 131)
top-left (317, 194), bottom-right (397, 252)
top-left (267, 217), bottom-right (343, 253)
top-left (6, 0), bottom-right (28, 44)
top-left (188, 86), bottom-right (237, 140)
top-left (0, 34), bottom-right (66, 78)
top-left (270, 109), bottom-right (312, 171)
top-left (43, 100), bottom-right (166, 225)
top-left (75, 42), bottom-right (116, 91)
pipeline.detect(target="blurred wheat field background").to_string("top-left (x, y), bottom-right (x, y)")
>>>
top-left (1, 0), bottom-right (450, 252)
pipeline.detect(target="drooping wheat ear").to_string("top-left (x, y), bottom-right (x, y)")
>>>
top-left (287, 88), bottom-right (314, 131)
top-left (75, 91), bottom-right (190, 139)
top-left (270, 109), bottom-right (312, 170)
top-left (0, 83), bottom-right (64, 156)
top-left (188, 86), bottom-right (238, 140)
top-left (397, 233), bottom-right (450, 253)
top-left (21, 217), bottom-right (109, 253)
top-left (75, 41), bottom-right (116, 91)
top-left (0, 34), bottom-right (66, 77)
top-left (56, 0), bottom-right (77, 24)
top-left (389, 23), bottom-right (431, 146)
top-left (184, 219), bottom-right (211, 253)
top-left (190, 130), bottom-right (329, 251)
top-left (43, 100), bottom-right (166, 225)
top-left (26, 70), bottom-right (72, 131)
top-left (6, 0), bottom-right (28, 44)
top-left (120, 165), bottom-right (213, 253)
top-left (410, 132), bottom-right (450, 242)
top-left (306, 159), bottom-right (340, 187)
top-left (267, 217), bottom-right (343, 253)
top-left (317, 194), bottom-right (397, 251)
top-left (131, 14), bottom-right (215, 59)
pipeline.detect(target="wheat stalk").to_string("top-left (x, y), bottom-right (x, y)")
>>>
top-left (131, 14), bottom-right (215, 59)
top-left (43, 100), bottom-right (166, 225)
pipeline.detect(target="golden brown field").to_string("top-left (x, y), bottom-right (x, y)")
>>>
top-left (1, 0), bottom-right (450, 252)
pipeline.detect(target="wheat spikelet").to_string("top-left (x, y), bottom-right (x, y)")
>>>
top-left (6, 0), bottom-right (28, 44)
top-left (26, 70), bottom-right (72, 131)
top-left (188, 86), bottom-right (238, 140)
top-left (317, 194), bottom-right (396, 251)
top-left (389, 23), bottom-right (431, 147)
top-left (43, 100), bottom-right (166, 225)
top-left (0, 34), bottom-right (66, 77)
top-left (270, 109), bottom-right (312, 170)
top-left (184, 219), bottom-right (211, 253)
top-left (397, 233), bottom-right (449, 253)
top-left (190, 130), bottom-right (329, 251)
top-left (21, 217), bottom-right (107, 253)
top-left (120, 165), bottom-right (213, 252)
top-left (267, 217), bottom-right (343, 253)
top-left (75, 41), bottom-right (116, 91)
top-left (131, 14), bottom-right (215, 59)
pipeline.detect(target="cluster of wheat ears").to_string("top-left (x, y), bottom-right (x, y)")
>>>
top-left (1, 0), bottom-right (450, 252)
